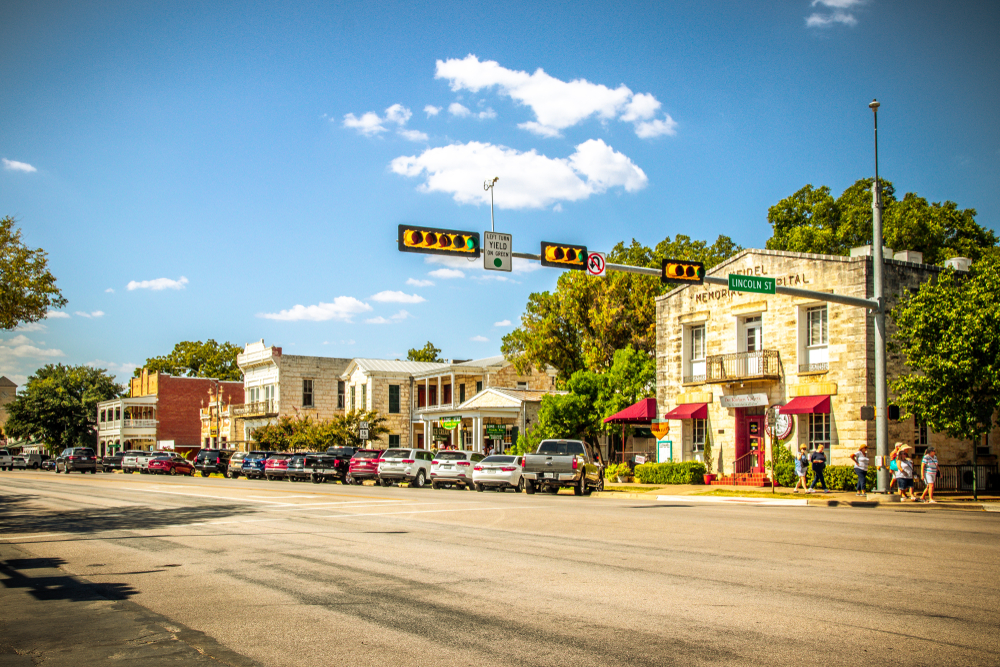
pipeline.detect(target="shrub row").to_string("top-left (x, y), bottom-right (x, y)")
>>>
top-left (603, 462), bottom-right (632, 480)
top-left (634, 461), bottom-right (707, 485)
top-left (773, 462), bottom-right (877, 491)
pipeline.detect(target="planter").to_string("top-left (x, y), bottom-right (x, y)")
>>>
top-left (703, 474), bottom-right (717, 484)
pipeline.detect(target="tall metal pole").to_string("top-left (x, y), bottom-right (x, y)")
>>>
top-left (870, 99), bottom-right (889, 494)
top-left (484, 177), bottom-right (498, 232)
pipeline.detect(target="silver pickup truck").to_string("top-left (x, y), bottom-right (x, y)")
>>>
top-left (522, 439), bottom-right (603, 496)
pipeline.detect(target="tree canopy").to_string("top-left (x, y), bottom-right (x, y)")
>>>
top-left (766, 178), bottom-right (997, 264)
top-left (136, 339), bottom-right (242, 381)
top-left (890, 251), bottom-right (1000, 451)
top-left (502, 234), bottom-right (740, 380)
top-left (251, 410), bottom-right (390, 451)
top-left (4, 364), bottom-right (124, 450)
top-left (407, 341), bottom-right (443, 363)
top-left (0, 216), bottom-right (68, 330)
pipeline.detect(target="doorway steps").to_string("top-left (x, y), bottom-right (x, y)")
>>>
top-left (710, 473), bottom-right (774, 487)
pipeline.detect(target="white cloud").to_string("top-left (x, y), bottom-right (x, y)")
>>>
top-left (407, 278), bottom-right (434, 287)
top-left (806, 0), bottom-right (864, 27)
top-left (74, 310), bottom-right (105, 318)
top-left (86, 359), bottom-right (138, 379)
top-left (391, 139), bottom-right (646, 210)
top-left (46, 310), bottom-right (70, 319)
top-left (366, 309), bottom-right (413, 325)
top-left (448, 102), bottom-right (471, 117)
top-left (494, 319), bottom-right (511, 327)
top-left (634, 118), bottom-right (678, 138)
top-left (391, 310), bottom-right (412, 320)
top-left (2, 158), bottom-right (37, 173)
top-left (0, 335), bottom-right (64, 359)
top-left (371, 290), bottom-right (426, 304)
top-left (435, 55), bottom-right (676, 138)
top-left (14, 322), bottom-right (46, 333)
top-left (343, 104), bottom-right (424, 139)
top-left (812, 0), bottom-right (864, 7)
top-left (384, 104), bottom-right (412, 125)
top-left (127, 276), bottom-right (189, 291)
top-left (470, 335), bottom-right (489, 342)
top-left (425, 105), bottom-right (442, 117)
top-left (258, 297), bottom-right (372, 322)
top-left (478, 108), bottom-right (497, 119)
top-left (105, 288), bottom-right (115, 293)
top-left (398, 129), bottom-right (429, 142)
top-left (342, 111), bottom-right (387, 136)
top-left (428, 267), bottom-right (465, 279)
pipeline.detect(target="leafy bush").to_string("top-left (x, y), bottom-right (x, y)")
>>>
top-left (604, 462), bottom-right (632, 480)
top-left (634, 461), bottom-right (707, 485)
top-left (774, 462), bottom-right (876, 491)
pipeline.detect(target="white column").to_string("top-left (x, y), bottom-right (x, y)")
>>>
top-left (449, 373), bottom-right (455, 408)
top-left (424, 378), bottom-right (429, 409)
top-left (424, 420), bottom-right (431, 449)
top-left (437, 376), bottom-right (442, 407)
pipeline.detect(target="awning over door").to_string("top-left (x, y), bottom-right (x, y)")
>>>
top-left (662, 403), bottom-right (708, 420)
top-left (603, 397), bottom-right (658, 424)
top-left (779, 395), bottom-right (831, 415)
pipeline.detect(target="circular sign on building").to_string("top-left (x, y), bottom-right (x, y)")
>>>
top-left (765, 406), bottom-right (794, 441)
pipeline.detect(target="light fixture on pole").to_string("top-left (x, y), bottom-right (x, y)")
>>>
top-left (869, 98), bottom-right (889, 494)
top-left (484, 177), bottom-right (499, 232)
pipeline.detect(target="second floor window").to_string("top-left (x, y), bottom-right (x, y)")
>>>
top-left (476, 381), bottom-right (483, 394)
top-left (685, 324), bottom-right (706, 382)
top-left (350, 386), bottom-right (356, 412)
top-left (361, 384), bottom-right (367, 410)
top-left (338, 381), bottom-right (345, 409)
top-left (801, 306), bottom-right (829, 372)
top-left (388, 385), bottom-right (400, 413)
top-left (459, 383), bottom-right (466, 404)
top-left (302, 379), bottom-right (314, 408)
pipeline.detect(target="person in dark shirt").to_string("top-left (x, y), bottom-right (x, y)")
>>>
top-left (807, 444), bottom-right (830, 493)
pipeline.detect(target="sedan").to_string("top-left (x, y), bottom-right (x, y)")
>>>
top-left (147, 455), bottom-right (195, 476)
top-left (472, 455), bottom-right (525, 492)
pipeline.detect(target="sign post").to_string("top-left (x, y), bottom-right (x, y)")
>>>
top-left (728, 274), bottom-right (776, 294)
top-left (483, 232), bottom-right (512, 272)
top-left (359, 420), bottom-right (369, 442)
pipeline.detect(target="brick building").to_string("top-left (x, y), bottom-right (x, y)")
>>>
top-left (97, 370), bottom-right (244, 457)
top-left (655, 248), bottom-right (998, 479)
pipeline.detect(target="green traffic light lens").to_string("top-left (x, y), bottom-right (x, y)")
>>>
top-left (465, 236), bottom-right (475, 250)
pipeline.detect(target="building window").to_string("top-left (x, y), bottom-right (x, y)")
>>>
top-left (361, 384), bottom-right (367, 410)
top-left (517, 381), bottom-right (528, 390)
top-left (350, 386), bottom-right (356, 412)
top-left (800, 306), bottom-right (829, 373)
top-left (914, 419), bottom-right (929, 456)
top-left (684, 324), bottom-right (706, 383)
top-left (388, 385), bottom-right (400, 414)
top-left (476, 381), bottom-right (483, 393)
top-left (389, 434), bottom-right (400, 447)
top-left (459, 384), bottom-right (466, 404)
top-left (116, 407), bottom-right (121, 420)
top-left (808, 413), bottom-right (831, 448)
top-left (338, 381), bottom-right (345, 409)
top-left (302, 379), bottom-right (314, 408)
top-left (692, 419), bottom-right (706, 452)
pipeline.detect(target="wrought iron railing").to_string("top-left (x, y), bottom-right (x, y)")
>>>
top-left (682, 374), bottom-right (707, 385)
top-left (798, 362), bottom-right (829, 374)
top-left (705, 350), bottom-right (781, 383)
top-left (231, 399), bottom-right (278, 418)
top-left (734, 451), bottom-right (763, 475)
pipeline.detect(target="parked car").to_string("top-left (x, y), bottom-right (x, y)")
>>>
top-left (136, 450), bottom-right (161, 474)
top-left (11, 455), bottom-right (28, 470)
top-left (284, 453), bottom-right (312, 482)
top-left (0, 448), bottom-right (12, 470)
top-left (121, 450), bottom-right (148, 474)
top-left (348, 449), bottom-right (384, 484)
top-left (430, 451), bottom-right (484, 490)
top-left (194, 449), bottom-right (233, 477)
top-left (102, 452), bottom-right (124, 473)
top-left (317, 446), bottom-right (356, 483)
top-left (472, 455), bottom-right (525, 492)
top-left (264, 453), bottom-right (293, 481)
top-left (12, 452), bottom-right (48, 470)
top-left (226, 451), bottom-right (248, 478)
top-left (148, 453), bottom-right (195, 476)
top-left (377, 448), bottom-right (434, 488)
top-left (55, 447), bottom-right (98, 474)
top-left (41, 458), bottom-right (56, 471)
top-left (242, 451), bottom-right (277, 480)
top-left (522, 439), bottom-right (603, 495)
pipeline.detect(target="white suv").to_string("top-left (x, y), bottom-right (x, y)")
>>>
top-left (430, 451), bottom-right (484, 490)
top-left (377, 448), bottom-right (434, 488)
top-left (0, 449), bottom-right (12, 471)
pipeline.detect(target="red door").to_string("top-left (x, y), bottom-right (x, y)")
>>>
top-left (747, 416), bottom-right (765, 472)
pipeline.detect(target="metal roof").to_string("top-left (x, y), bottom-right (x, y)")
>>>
top-left (349, 359), bottom-right (451, 375)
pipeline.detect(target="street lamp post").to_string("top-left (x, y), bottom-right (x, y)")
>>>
top-left (484, 177), bottom-right (499, 232)
top-left (870, 99), bottom-right (890, 494)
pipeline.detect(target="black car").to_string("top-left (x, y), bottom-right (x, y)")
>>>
top-left (55, 447), bottom-right (98, 474)
top-left (102, 453), bottom-right (124, 473)
top-left (285, 453), bottom-right (317, 482)
top-left (194, 449), bottom-right (233, 477)
top-left (314, 446), bottom-right (357, 484)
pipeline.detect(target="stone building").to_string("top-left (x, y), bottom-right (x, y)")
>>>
top-left (655, 247), bottom-right (998, 476)
top-left (0, 376), bottom-right (17, 434)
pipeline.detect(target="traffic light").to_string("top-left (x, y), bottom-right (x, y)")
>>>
top-left (540, 241), bottom-right (587, 270)
top-left (860, 406), bottom-right (875, 421)
top-left (661, 259), bottom-right (706, 285)
top-left (398, 225), bottom-right (480, 258)
top-left (887, 405), bottom-right (900, 421)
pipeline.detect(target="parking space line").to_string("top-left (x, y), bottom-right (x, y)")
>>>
top-left (319, 506), bottom-right (545, 518)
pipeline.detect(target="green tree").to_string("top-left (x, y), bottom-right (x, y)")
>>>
top-left (502, 234), bottom-right (740, 380)
top-left (136, 340), bottom-right (242, 381)
top-left (251, 410), bottom-right (391, 450)
top-left (407, 342), bottom-right (443, 363)
top-left (0, 216), bottom-right (68, 329)
top-left (331, 410), bottom-right (390, 447)
top-left (516, 393), bottom-right (597, 455)
top-left (891, 252), bottom-right (1000, 497)
top-left (766, 178), bottom-right (997, 264)
top-left (598, 346), bottom-right (657, 427)
top-left (4, 364), bottom-right (123, 450)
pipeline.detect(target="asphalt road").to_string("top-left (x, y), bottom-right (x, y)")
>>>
top-left (1, 470), bottom-right (998, 666)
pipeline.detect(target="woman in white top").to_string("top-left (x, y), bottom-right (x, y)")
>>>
top-left (896, 449), bottom-right (916, 500)
top-left (849, 444), bottom-right (869, 496)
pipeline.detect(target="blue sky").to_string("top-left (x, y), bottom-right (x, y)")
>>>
top-left (1, 0), bottom-right (998, 387)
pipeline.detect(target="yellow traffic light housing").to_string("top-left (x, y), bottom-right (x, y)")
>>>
top-left (661, 259), bottom-right (705, 285)
top-left (540, 241), bottom-right (587, 270)
top-left (398, 225), bottom-right (480, 258)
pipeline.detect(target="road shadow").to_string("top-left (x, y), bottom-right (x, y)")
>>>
top-left (0, 557), bottom-right (138, 602)
top-left (0, 493), bottom-right (256, 535)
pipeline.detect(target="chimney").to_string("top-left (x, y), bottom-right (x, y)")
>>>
top-left (893, 250), bottom-right (924, 264)
top-left (944, 257), bottom-right (972, 272)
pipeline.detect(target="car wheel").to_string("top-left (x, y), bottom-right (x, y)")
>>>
top-left (381, 478), bottom-right (393, 487)
top-left (525, 480), bottom-right (535, 494)
top-left (170, 467), bottom-right (178, 476)
top-left (596, 476), bottom-right (604, 492)
top-left (574, 475), bottom-right (585, 496)
top-left (515, 478), bottom-right (525, 493)
top-left (32, 463), bottom-right (39, 470)
top-left (467, 483), bottom-right (475, 491)
top-left (431, 481), bottom-right (440, 490)
top-left (90, 469), bottom-right (96, 474)
top-left (412, 470), bottom-right (426, 488)
top-left (54, 465), bottom-right (61, 474)
top-left (201, 471), bottom-right (209, 478)
top-left (548, 486), bottom-right (559, 494)
top-left (342, 473), bottom-right (353, 485)
top-left (475, 483), bottom-right (484, 492)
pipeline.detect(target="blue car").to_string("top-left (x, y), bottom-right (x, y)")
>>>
top-left (241, 450), bottom-right (277, 480)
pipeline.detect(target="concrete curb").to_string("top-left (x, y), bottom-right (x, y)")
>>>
top-left (656, 494), bottom-right (808, 506)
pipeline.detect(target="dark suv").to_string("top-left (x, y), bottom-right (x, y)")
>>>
top-left (55, 447), bottom-right (98, 474)
top-left (194, 449), bottom-right (233, 477)
top-left (241, 451), bottom-right (277, 480)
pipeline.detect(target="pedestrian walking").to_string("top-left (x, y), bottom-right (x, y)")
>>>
top-left (896, 446), bottom-right (916, 501)
top-left (850, 444), bottom-right (869, 496)
top-left (888, 443), bottom-right (901, 494)
top-left (793, 445), bottom-right (810, 493)
top-left (919, 446), bottom-right (938, 503)
top-left (807, 444), bottom-right (830, 493)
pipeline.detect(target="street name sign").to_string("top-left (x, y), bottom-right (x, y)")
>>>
top-left (483, 232), bottom-right (512, 272)
top-left (728, 274), bottom-right (775, 294)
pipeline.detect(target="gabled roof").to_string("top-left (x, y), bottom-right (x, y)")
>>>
top-left (345, 358), bottom-right (450, 376)
top-left (454, 355), bottom-right (506, 368)
top-left (0, 376), bottom-right (16, 388)
top-left (457, 387), bottom-right (558, 410)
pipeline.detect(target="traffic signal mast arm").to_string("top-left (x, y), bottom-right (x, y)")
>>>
top-left (511, 252), bottom-right (881, 312)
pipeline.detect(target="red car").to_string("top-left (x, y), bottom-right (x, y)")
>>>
top-left (147, 454), bottom-right (195, 476)
top-left (348, 449), bottom-right (385, 485)
top-left (264, 454), bottom-right (293, 481)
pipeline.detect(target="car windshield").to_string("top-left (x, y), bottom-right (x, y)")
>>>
top-left (353, 450), bottom-right (380, 460)
top-left (435, 452), bottom-right (468, 461)
top-left (382, 449), bottom-right (411, 459)
top-left (327, 448), bottom-right (354, 457)
top-left (537, 441), bottom-right (586, 456)
top-left (481, 456), bottom-right (517, 464)
top-left (268, 454), bottom-right (291, 461)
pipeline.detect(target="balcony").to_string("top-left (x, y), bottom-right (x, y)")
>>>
top-left (415, 401), bottom-right (457, 414)
top-left (705, 350), bottom-right (781, 384)
top-left (231, 399), bottom-right (278, 418)
top-left (99, 419), bottom-right (158, 432)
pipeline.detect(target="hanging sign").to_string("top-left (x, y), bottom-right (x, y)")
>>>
top-left (485, 424), bottom-right (507, 438)
top-left (720, 393), bottom-right (769, 408)
top-left (765, 406), bottom-right (794, 440)
top-left (439, 417), bottom-right (461, 429)
top-left (432, 427), bottom-right (451, 440)
top-left (650, 420), bottom-right (670, 439)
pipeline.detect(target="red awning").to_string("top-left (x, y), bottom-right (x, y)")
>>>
top-left (662, 403), bottom-right (708, 420)
top-left (779, 395), bottom-right (831, 415)
top-left (603, 397), bottom-right (658, 424)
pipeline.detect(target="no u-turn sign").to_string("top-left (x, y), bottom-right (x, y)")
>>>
top-left (587, 252), bottom-right (606, 276)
